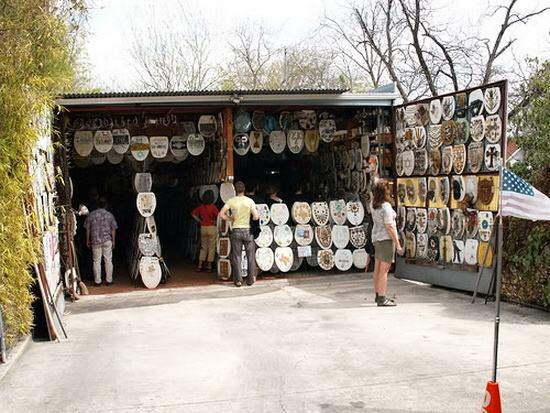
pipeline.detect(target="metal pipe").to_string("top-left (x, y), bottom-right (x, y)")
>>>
top-left (492, 167), bottom-right (504, 382)
top-left (492, 80), bottom-right (509, 382)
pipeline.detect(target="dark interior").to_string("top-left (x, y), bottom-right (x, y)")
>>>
top-left (70, 159), bottom-right (201, 281)
top-left (65, 105), bottom-right (381, 289)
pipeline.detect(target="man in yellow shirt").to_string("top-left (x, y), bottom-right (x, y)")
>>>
top-left (219, 181), bottom-right (260, 287)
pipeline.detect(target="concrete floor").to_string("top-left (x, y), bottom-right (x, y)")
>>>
top-left (1, 273), bottom-right (549, 413)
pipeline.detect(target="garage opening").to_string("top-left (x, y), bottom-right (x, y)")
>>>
top-left (54, 91), bottom-right (395, 296)
top-left (64, 108), bottom-right (226, 294)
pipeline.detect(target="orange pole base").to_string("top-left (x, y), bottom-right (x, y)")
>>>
top-left (482, 381), bottom-right (502, 413)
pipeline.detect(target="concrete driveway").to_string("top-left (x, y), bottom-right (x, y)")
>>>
top-left (1, 274), bottom-right (549, 412)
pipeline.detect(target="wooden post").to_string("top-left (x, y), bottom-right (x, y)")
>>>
top-left (223, 107), bottom-right (234, 182)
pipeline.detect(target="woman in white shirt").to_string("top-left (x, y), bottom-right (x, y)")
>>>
top-left (370, 181), bottom-right (404, 306)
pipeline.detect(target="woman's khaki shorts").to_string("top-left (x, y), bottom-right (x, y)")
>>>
top-left (373, 240), bottom-right (395, 263)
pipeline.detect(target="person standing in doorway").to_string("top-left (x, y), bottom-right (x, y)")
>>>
top-left (219, 181), bottom-right (259, 287)
top-left (84, 197), bottom-right (118, 286)
top-left (290, 184), bottom-right (310, 204)
top-left (370, 181), bottom-right (403, 306)
top-left (191, 190), bottom-right (219, 272)
top-left (264, 184), bottom-right (284, 207)
top-left (86, 186), bottom-right (100, 212)
top-left (245, 181), bottom-right (262, 204)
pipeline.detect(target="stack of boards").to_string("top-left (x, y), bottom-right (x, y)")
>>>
top-left (129, 172), bottom-right (170, 289)
top-left (216, 184), bottom-right (370, 281)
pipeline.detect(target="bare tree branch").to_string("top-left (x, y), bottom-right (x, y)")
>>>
top-left (483, 0), bottom-right (550, 84)
top-left (130, 6), bottom-right (217, 91)
top-left (323, 13), bottom-right (384, 88)
top-left (420, 21), bottom-right (459, 91)
top-left (397, 0), bottom-right (438, 96)
top-left (321, 0), bottom-right (482, 100)
top-left (353, 1), bottom-right (410, 101)
top-left (222, 23), bottom-right (278, 89)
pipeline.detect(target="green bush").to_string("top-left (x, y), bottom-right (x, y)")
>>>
top-left (503, 217), bottom-right (550, 306)
top-left (503, 60), bottom-right (550, 307)
top-left (0, 1), bottom-right (79, 347)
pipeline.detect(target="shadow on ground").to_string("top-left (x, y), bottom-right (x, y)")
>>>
top-left (320, 404), bottom-right (440, 413)
top-left (285, 274), bottom-right (550, 326)
top-left (67, 273), bottom-right (550, 329)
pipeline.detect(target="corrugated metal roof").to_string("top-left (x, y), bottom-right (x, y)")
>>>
top-left (57, 87), bottom-right (399, 108)
top-left (61, 88), bottom-right (348, 99)
top-left (369, 83), bottom-right (396, 94)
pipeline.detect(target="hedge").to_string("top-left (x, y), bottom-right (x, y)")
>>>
top-left (0, 0), bottom-right (76, 347)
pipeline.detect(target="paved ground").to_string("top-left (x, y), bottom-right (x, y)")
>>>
top-left (1, 273), bottom-right (549, 413)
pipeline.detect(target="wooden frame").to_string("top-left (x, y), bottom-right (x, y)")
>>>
top-left (223, 108), bottom-right (234, 182)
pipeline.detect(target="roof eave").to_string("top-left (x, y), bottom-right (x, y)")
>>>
top-left (56, 92), bottom-right (398, 108)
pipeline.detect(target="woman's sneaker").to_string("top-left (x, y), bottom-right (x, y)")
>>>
top-left (376, 296), bottom-right (397, 307)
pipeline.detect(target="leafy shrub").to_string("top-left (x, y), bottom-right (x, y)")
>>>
top-left (503, 60), bottom-right (550, 307)
top-left (0, 0), bottom-right (79, 347)
top-left (503, 217), bottom-right (550, 306)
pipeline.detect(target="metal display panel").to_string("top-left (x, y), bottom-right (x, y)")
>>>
top-left (393, 80), bottom-right (507, 293)
top-left (396, 257), bottom-right (494, 294)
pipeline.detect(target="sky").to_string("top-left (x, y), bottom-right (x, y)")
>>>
top-left (83, 0), bottom-right (550, 91)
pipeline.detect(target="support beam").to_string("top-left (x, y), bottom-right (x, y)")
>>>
top-left (223, 108), bottom-right (234, 182)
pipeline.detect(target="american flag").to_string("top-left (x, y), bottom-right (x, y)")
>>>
top-left (501, 169), bottom-right (550, 221)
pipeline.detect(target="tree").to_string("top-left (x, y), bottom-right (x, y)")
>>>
top-left (130, 6), bottom-right (217, 91)
top-left (268, 46), bottom-right (351, 90)
top-left (503, 60), bottom-right (550, 307)
top-left (323, 0), bottom-right (549, 101)
top-left (482, 0), bottom-right (550, 85)
top-left (323, 0), bottom-right (469, 101)
top-left (219, 23), bottom-right (352, 90)
top-left (511, 60), bottom-right (550, 183)
top-left (218, 22), bottom-right (278, 90)
top-left (322, 2), bottom-right (390, 91)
